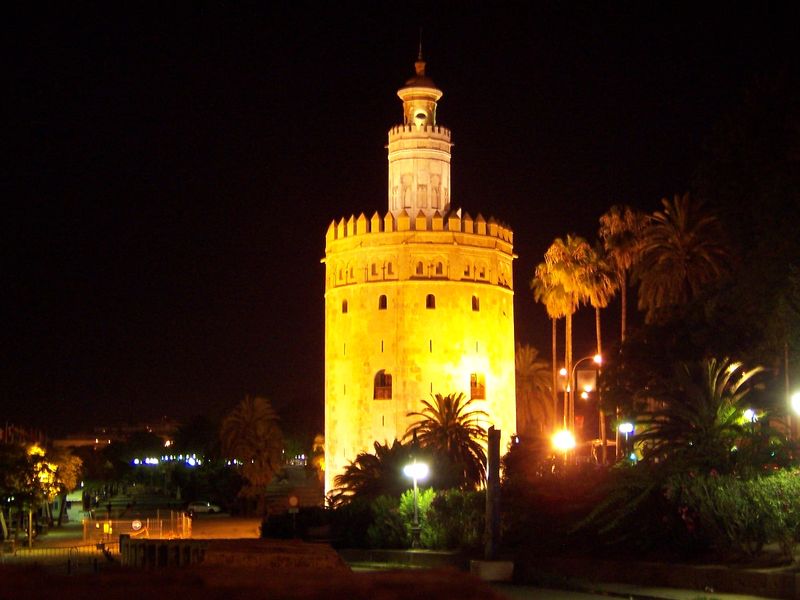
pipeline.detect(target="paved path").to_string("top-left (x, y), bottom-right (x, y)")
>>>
top-left (492, 582), bottom-right (775, 600)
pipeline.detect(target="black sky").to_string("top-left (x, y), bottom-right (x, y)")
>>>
top-left (4, 3), bottom-right (797, 437)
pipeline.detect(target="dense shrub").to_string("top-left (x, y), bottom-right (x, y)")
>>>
top-left (426, 489), bottom-right (484, 552)
top-left (666, 469), bottom-right (800, 559)
top-left (367, 495), bottom-right (407, 548)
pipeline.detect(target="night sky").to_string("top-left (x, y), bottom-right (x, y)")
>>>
top-left (5, 3), bottom-right (797, 437)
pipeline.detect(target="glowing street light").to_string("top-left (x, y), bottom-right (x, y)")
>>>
top-left (403, 460), bottom-right (429, 548)
top-left (791, 391), bottom-right (800, 416)
top-left (552, 429), bottom-right (576, 452)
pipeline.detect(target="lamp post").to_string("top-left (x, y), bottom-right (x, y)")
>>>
top-left (569, 354), bottom-right (602, 436)
top-left (403, 460), bottom-right (429, 548)
top-left (552, 429), bottom-right (576, 470)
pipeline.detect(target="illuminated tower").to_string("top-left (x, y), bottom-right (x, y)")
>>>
top-left (323, 53), bottom-right (516, 495)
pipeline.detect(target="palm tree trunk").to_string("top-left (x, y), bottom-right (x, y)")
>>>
top-left (566, 311), bottom-right (573, 432)
top-left (620, 270), bottom-right (627, 343)
top-left (596, 306), bottom-right (607, 465)
top-left (551, 318), bottom-right (558, 432)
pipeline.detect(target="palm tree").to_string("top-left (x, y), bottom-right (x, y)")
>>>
top-left (539, 235), bottom-right (595, 430)
top-left (585, 245), bottom-right (618, 463)
top-left (634, 194), bottom-right (730, 323)
top-left (635, 358), bottom-right (763, 472)
top-left (515, 343), bottom-right (553, 436)
top-left (405, 393), bottom-right (488, 489)
top-left (598, 204), bottom-right (647, 342)
top-left (330, 439), bottom-right (410, 505)
top-left (220, 395), bottom-right (284, 514)
top-left (531, 272), bottom-right (569, 428)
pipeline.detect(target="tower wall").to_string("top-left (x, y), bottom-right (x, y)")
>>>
top-left (323, 212), bottom-right (516, 494)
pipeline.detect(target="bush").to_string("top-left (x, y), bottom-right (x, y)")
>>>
top-left (666, 469), bottom-right (800, 559)
top-left (368, 495), bottom-right (408, 548)
top-left (427, 489), bottom-right (484, 552)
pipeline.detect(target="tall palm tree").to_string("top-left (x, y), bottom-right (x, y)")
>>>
top-left (531, 274), bottom-right (568, 427)
top-left (635, 194), bottom-right (730, 323)
top-left (599, 204), bottom-right (647, 342)
top-left (515, 343), bottom-right (553, 436)
top-left (330, 439), bottom-right (410, 505)
top-left (220, 395), bottom-right (284, 513)
top-left (585, 245), bottom-right (618, 463)
top-left (539, 235), bottom-right (595, 431)
top-left (635, 358), bottom-right (763, 472)
top-left (405, 393), bottom-right (488, 489)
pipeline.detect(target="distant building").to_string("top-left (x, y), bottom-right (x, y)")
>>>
top-left (323, 53), bottom-right (517, 494)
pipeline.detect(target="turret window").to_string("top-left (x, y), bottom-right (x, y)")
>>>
top-left (374, 370), bottom-right (392, 400)
top-left (435, 262), bottom-right (444, 276)
top-left (378, 295), bottom-right (388, 310)
top-left (470, 373), bottom-right (486, 399)
top-left (426, 294), bottom-right (436, 309)
top-left (371, 263), bottom-right (378, 276)
top-left (472, 296), bottom-right (480, 311)
top-left (416, 262), bottom-right (424, 276)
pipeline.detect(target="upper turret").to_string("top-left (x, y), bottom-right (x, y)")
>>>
top-left (397, 52), bottom-right (442, 127)
top-left (387, 52), bottom-right (453, 219)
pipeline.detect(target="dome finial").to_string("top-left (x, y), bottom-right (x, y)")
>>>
top-left (415, 28), bottom-right (426, 77)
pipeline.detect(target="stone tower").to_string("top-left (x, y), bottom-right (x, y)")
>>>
top-left (323, 53), bottom-right (516, 495)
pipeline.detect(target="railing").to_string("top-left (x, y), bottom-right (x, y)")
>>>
top-left (83, 511), bottom-right (191, 542)
top-left (1, 541), bottom-right (119, 573)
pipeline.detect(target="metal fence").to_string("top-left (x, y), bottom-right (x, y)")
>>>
top-left (1, 541), bottom-right (120, 574)
top-left (82, 511), bottom-right (191, 542)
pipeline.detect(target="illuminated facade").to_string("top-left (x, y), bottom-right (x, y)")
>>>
top-left (323, 55), bottom-right (516, 494)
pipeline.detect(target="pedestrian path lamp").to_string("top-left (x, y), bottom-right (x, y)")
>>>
top-left (403, 460), bottom-right (429, 548)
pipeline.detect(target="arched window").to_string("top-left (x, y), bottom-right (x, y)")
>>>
top-left (470, 373), bottom-right (486, 399)
top-left (435, 261), bottom-right (444, 276)
top-left (371, 263), bottom-right (378, 276)
top-left (387, 262), bottom-right (394, 275)
top-left (415, 262), bottom-right (424, 276)
top-left (378, 295), bottom-right (388, 310)
top-left (472, 296), bottom-right (480, 311)
top-left (426, 294), bottom-right (436, 309)
top-left (478, 266), bottom-right (486, 279)
top-left (341, 300), bottom-right (348, 313)
top-left (374, 370), bottom-right (392, 399)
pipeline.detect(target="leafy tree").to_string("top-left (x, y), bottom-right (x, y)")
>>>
top-left (515, 343), bottom-right (553, 436)
top-left (406, 393), bottom-right (488, 489)
top-left (48, 448), bottom-right (83, 527)
top-left (330, 440), bottom-right (410, 506)
top-left (634, 194), bottom-right (730, 324)
top-left (598, 205), bottom-right (647, 342)
top-left (220, 395), bottom-right (284, 514)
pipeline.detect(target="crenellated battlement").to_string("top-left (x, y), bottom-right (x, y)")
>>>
top-left (325, 208), bottom-right (513, 246)
top-left (388, 123), bottom-right (452, 139)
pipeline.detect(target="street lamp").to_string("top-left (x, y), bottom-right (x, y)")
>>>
top-left (403, 460), bottom-right (429, 548)
top-left (552, 429), bottom-right (576, 469)
top-left (569, 354), bottom-right (602, 434)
